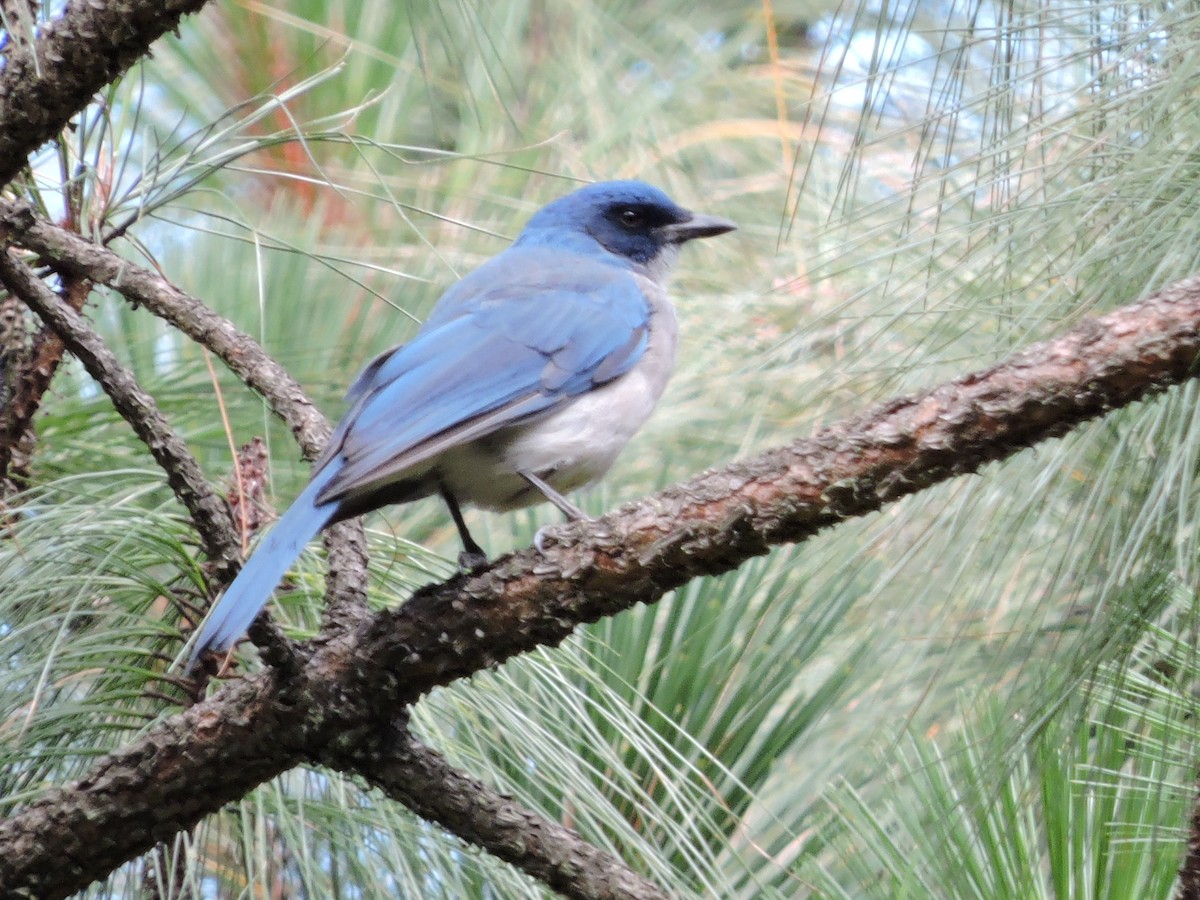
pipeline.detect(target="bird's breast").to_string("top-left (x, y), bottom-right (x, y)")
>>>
top-left (440, 276), bottom-right (678, 511)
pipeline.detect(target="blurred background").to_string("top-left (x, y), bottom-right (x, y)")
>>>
top-left (3, 0), bottom-right (1200, 896)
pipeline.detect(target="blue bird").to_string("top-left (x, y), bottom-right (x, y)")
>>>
top-left (187, 180), bottom-right (735, 667)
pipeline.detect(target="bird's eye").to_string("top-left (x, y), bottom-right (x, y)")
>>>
top-left (618, 208), bottom-right (644, 229)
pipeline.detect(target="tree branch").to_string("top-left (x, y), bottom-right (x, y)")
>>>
top-left (0, 247), bottom-right (241, 578)
top-left (0, 198), bottom-right (375, 663)
top-left (0, 674), bottom-right (310, 900)
top-left (0, 199), bottom-right (370, 671)
top-left (0, 199), bottom-right (328, 457)
top-left (321, 727), bottom-right (669, 900)
top-left (2, 272), bottom-right (1199, 898)
top-left (0, 0), bottom-right (214, 188)
top-left (0, 4), bottom-right (616, 894)
top-left (0, 272), bottom-right (88, 485)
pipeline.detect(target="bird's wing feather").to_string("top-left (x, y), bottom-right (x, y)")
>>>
top-left (316, 257), bottom-right (650, 505)
top-left (312, 346), bottom-right (399, 473)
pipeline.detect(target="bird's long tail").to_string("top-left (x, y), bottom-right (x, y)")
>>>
top-left (186, 464), bottom-right (340, 668)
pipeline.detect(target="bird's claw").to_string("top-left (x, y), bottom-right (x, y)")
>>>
top-left (458, 548), bottom-right (489, 573)
top-left (534, 513), bottom-right (597, 554)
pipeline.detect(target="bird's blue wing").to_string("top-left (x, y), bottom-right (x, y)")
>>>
top-left (317, 250), bottom-right (650, 505)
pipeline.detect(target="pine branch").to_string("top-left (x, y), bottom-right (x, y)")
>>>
top-left (0, 247), bottom-right (241, 578)
top-left (2, 271), bottom-right (1198, 898)
top-left (0, 199), bottom-right (328, 457)
top-left (0, 0), bottom-right (214, 188)
top-left (0, 199), bottom-right (371, 670)
top-left (321, 726), bottom-right (670, 900)
top-left (0, 272), bottom-right (87, 485)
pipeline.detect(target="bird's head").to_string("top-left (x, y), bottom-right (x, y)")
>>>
top-left (516, 180), bottom-right (736, 280)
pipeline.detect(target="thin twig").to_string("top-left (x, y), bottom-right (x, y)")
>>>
top-left (0, 246), bottom-right (298, 672)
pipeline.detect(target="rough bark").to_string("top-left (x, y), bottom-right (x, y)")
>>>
top-left (2, 271), bottom-right (1199, 898)
top-left (0, 198), bottom-right (329, 458)
top-left (321, 730), bottom-right (670, 900)
top-left (0, 0), bottom-right (214, 186)
top-left (3, 5), bottom-right (1200, 894)
top-left (0, 248), bottom-right (240, 575)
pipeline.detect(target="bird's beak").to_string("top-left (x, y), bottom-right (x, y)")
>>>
top-left (659, 212), bottom-right (737, 244)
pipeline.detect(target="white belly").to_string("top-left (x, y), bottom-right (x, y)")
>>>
top-left (439, 276), bottom-right (677, 511)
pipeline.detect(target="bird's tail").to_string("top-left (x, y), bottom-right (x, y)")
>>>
top-left (186, 464), bottom-right (340, 669)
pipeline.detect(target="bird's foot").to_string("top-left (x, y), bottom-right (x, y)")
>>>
top-left (458, 548), bottom-right (489, 573)
top-left (534, 514), bottom-right (597, 555)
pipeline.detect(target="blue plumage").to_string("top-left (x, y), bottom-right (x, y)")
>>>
top-left (189, 463), bottom-right (340, 657)
top-left (187, 180), bottom-right (734, 668)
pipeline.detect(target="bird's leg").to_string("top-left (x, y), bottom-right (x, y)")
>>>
top-left (519, 471), bottom-right (593, 554)
top-left (438, 483), bottom-right (488, 572)
top-left (519, 470), bottom-right (588, 520)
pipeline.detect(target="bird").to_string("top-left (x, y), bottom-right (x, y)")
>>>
top-left (186, 180), bottom-right (735, 668)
